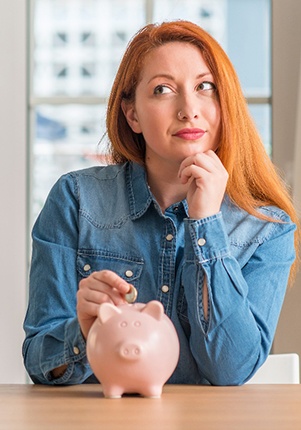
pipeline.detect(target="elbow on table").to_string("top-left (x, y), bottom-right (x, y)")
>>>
top-left (208, 375), bottom-right (245, 387)
top-left (204, 365), bottom-right (256, 386)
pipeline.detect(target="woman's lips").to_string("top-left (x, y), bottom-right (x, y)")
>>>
top-left (173, 128), bottom-right (206, 140)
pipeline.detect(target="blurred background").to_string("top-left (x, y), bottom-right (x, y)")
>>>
top-left (1, 0), bottom-right (300, 383)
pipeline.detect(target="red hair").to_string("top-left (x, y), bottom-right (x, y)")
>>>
top-left (106, 21), bottom-right (300, 282)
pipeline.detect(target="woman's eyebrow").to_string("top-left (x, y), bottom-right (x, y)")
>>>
top-left (147, 73), bottom-right (175, 84)
top-left (147, 71), bottom-right (212, 84)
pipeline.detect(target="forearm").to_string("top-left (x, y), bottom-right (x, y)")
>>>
top-left (186, 261), bottom-right (265, 385)
top-left (182, 211), bottom-right (295, 385)
top-left (23, 317), bottom-right (92, 385)
top-left (184, 255), bottom-right (286, 385)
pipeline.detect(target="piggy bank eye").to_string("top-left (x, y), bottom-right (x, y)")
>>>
top-left (120, 321), bottom-right (128, 328)
top-left (133, 321), bottom-right (141, 327)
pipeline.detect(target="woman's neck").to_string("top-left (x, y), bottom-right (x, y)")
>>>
top-left (146, 162), bottom-right (188, 213)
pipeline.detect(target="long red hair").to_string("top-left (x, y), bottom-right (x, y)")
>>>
top-left (106, 20), bottom-right (300, 282)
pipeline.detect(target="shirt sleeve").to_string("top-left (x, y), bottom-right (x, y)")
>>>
top-left (22, 173), bottom-right (93, 384)
top-left (182, 211), bottom-right (296, 386)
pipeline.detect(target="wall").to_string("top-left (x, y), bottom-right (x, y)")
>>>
top-left (272, 0), bottom-right (301, 367)
top-left (0, 1), bottom-right (27, 382)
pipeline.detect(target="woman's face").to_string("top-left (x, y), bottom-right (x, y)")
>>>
top-left (122, 41), bottom-right (221, 170)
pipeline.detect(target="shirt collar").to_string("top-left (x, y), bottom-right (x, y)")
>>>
top-left (126, 162), bottom-right (189, 220)
top-left (126, 162), bottom-right (153, 220)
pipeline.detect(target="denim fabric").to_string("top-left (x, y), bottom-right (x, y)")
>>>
top-left (23, 162), bottom-right (296, 386)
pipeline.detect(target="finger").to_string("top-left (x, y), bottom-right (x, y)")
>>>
top-left (77, 298), bottom-right (108, 319)
top-left (203, 149), bottom-right (221, 160)
top-left (89, 270), bottom-right (131, 294)
top-left (190, 151), bottom-right (221, 171)
top-left (78, 283), bottom-right (126, 307)
top-left (179, 152), bottom-right (226, 183)
top-left (179, 150), bottom-right (223, 172)
top-left (178, 153), bottom-right (213, 179)
top-left (179, 165), bottom-right (205, 185)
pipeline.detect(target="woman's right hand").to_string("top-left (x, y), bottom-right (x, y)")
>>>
top-left (77, 270), bottom-right (132, 340)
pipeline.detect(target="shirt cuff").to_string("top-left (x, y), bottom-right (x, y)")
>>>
top-left (43, 318), bottom-right (89, 383)
top-left (184, 212), bottom-right (231, 263)
top-left (64, 317), bottom-right (87, 363)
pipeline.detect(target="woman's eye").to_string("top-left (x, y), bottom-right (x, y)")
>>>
top-left (154, 85), bottom-right (172, 95)
top-left (198, 81), bottom-right (216, 91)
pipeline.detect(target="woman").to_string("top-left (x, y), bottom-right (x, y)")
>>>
top-left (23, 21), bottom-right (299, 386)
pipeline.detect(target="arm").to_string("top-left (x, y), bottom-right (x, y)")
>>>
top-left (182, 211), bottom-right (296, 385)
top-left (179, 149), bottom-right (227, 320)
top-left (22, 173), bottom-right (90, 384)
top-left (178, 151), bottom-right (296, 385)
top-left (23, 172), bottom-right (133, 385)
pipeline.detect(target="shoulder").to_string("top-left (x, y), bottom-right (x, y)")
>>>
top-left (68, 163), bottom-right (128, 182)
top-left (221, 197), bottom-right (296, 267)
top-left (257, 205), bottom-right (292, 223)
top-left (51, 164), bottom-right (128, 195)
top-left (222, 196), bottom-right (295, 246)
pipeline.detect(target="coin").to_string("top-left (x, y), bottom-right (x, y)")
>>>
top-left (125, 285), bottom-right (138, 303)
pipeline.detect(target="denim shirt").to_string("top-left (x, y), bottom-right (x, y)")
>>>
top-left (23, 162), bottom-right (296, 386)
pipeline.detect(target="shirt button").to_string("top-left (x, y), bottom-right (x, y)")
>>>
top-left (125, 270), bottom-right (133, 278)
top-left (83, 264), bottom-right (91, 272)
top-left (161, 285), bottom-right (169, 293)
top-left (166, 234), bottom-right (174, 241)
top-left (73, 346), bottom-right (80, 355)
top-left (198, 238), bottom-right (206, 246)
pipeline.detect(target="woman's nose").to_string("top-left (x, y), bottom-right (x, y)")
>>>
top-left (177, 96), bottom-right (199, 120)
top-left (177, 110), bottom-right (199, 120)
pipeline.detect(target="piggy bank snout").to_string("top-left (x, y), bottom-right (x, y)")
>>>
top-left (117, 342), bottom-right (143, 361)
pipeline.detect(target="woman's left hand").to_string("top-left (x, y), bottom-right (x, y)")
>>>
top-left (178, 150), bottom-right (228, 219)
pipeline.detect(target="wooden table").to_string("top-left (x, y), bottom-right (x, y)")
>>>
top-left (0, 384), bottom-right (300, 430)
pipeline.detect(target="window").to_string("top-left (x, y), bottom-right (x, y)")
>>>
top-left (29, 0), bottom-right (271, 223)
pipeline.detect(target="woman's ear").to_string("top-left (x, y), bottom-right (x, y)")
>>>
top-left (121, 100), bottom-right (142, 134)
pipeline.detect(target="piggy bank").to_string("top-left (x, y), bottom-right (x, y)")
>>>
top-left (86, 300), bottom-right (180, 398)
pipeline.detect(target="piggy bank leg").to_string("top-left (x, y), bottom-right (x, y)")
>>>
top-left (101, 384), bottom-right (124, 399)
top-left (141, 385), bottom-right (163, 398)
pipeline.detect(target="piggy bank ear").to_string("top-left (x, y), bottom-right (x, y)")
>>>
top-left (141, 300), bottom-right (164, 321)
top-left (98, 303), bottom-right (122, 324)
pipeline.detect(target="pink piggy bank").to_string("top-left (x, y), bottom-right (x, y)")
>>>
top-left (86, 300), bottom-right (180, 398)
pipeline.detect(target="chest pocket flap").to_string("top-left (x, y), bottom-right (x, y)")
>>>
top-left (77, 249), bottom-right (144, 285)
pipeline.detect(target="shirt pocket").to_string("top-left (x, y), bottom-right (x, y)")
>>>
top-left (77, 249), bottom-right (144, 289)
